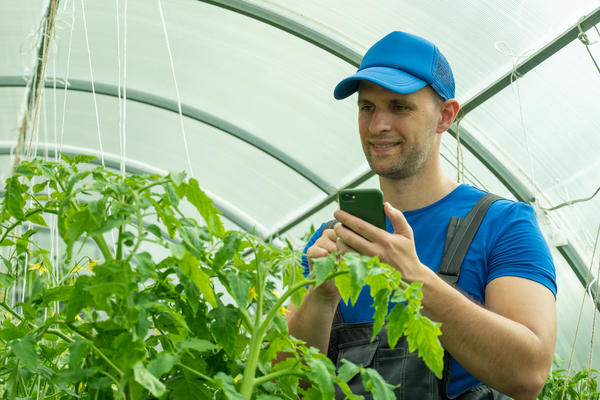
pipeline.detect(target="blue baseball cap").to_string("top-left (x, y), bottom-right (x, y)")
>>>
top-left (334, 31), bottom-right (455, 101)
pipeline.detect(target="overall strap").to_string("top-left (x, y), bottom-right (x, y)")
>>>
top-left (438, 193), bottom-right (502, 286)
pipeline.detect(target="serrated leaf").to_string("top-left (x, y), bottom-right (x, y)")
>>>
top-left (134, 252), bottom-right (156, 277)
top-left (179, 338), bottom-right (217, 353)
top-left (215, 372), bottom-right (244, 400)
top-left (69, 337), bottom-right (89, 369)
top-left (226, 271), bottom-right (251, 309)
top-left (72, 154), bottom-right (97, 164)
top-left (60, 152), bottom-right (74, 164)
top-left (312, 254), bottom-right (334, 288)
top-left (147, 352), bottom-right (179, 377)
top-left (361, 368), bottom-right (396, 400)
top-left (405, 316), bottom-right (443, 379)
top-left (335, 271), bottom-right (353, 304)
top-left (213, 232), bottom-right (241, 270)
top-left (146, 224), bottom-right (163, 239)
top-left (168, 242), bottom-right (186, 260)
top-left (346, 253), bottom-right (367, 291)
top-left (372, 288), bottom-right (390, 340)
top-left (32, 180), bottom-right (49, 193)
top-left (26, 212), bottom-right (47, 227)
top-left (305, 355), bottom-right (336, 400)
top-left (386, 303), bottom-right (410, 349)
top-left (133, 362), bottom-right (167, 397)
top-left (208, 305), bottom-right (240, 356)
top-left (11, 334), bottom-right (37, 369)
top-left (185, 178), bottom-right (225, 238)
top-left (180, 253), bottom-right (217, 307)
top-left (337, 359), bottom-right (361, 383)
top-left (5, 176), bottom-right (25, 220)
top-left (0, 272), bottom-right (15, 288)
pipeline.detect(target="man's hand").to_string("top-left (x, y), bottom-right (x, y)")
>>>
top-left (333, 202), bottom-right (427, 283)
top-left (306, 228), bottom-right (341, 301)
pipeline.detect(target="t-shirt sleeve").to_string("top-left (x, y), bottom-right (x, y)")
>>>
top-left (301, 223), bottom-right (326, 278)
top-left (487, 202), bottom-right (557, 297)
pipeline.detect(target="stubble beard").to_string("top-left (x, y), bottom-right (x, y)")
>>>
top-left (365, 140), bottom-right (432, 180)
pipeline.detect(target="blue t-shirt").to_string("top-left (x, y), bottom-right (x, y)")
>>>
top-left (302, 184), bottom-right (556, 397)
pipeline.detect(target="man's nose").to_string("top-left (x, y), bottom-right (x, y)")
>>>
top-left (369, 109), bottom-right (392, 134)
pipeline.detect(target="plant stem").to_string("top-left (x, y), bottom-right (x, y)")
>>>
top-left (91, 234), bottom-right (114, 262)
top-left (177, 363), bottom-right (217, 386)
top-left (253, 368), bottom-right (306, 387)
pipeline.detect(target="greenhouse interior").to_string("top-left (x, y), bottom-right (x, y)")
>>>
top-left (1, 0), bottom-right (599, 399)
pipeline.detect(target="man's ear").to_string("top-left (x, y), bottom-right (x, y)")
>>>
top-left (437, 99), bottom-right (461, 133)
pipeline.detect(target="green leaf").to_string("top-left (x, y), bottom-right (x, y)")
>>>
top-left (11, 334), bottom-right (37, 369)
top-left (213, 232), bottom-right (242, 270)
top-left (335, 271), bottom-right (353, 304)
top-left (134, 362), bottom-right (167, 397)
top-left (405, 316), bottom-right (443, 379)
top-left (0, 272), bottom-right (15, 288)
top-left (312, 254), bottom-right (334, 288)
top-left (66, 276), bottom-right (90, 321)
top-left (113, 332), bottom-right (146, 370)
top-left (214, 372), bottom-right (244, 400)
top-left (361, 368), bottom-right (396, 400)
top-left (32, 180), bottom-right (49, 193)
top-left (134, 252), bottom-right (156, 277)
top-left (55, 367), bottom-right (98, 385)
top-left (180, 253), bottom-right (217, 307)
top-left (41, 285), bottom-right (74, 305)
top-left (72, 154), bottom-right (97, 164)
top-left (168, 242), bottom-right (186, 260)
top-left (345, 253), bottom-right (367, 305)
top-left (337, 359), bottom-right (361, 383)
top-left (146, 224), bottom-right (162, 239)
top-left (147, 352), bottom-right (179, 377)
top-left (208, 305), bottom-right (240, 356)
top-left (0, 320), bottom-right (29, 341)
top-left (226, 271), bottom-right (251, 309)
top-left (178, 338), bottom-right (218, 353)
top-left (163, 182), bottom-right (180, 206)
top-left (5, 176), bottom-right (25, 220)
top-left (69, 337), bottom-right (90, 369)
top-left (185, 178), bottom-right (225, 237)
top-left (26, 212), bottom-right (47, 227)
top-left (386, 303), bottom-right (410, 349)
top-left (305, 355), bottom-right (336, 400)
top-left (372, 289), bottom-right (391, 340)
top-left (60, 152), bottom-right (74, 164)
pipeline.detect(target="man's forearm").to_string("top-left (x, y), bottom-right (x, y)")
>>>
top-left (287, 287), bottom-right (340, 355)
top-left (419, 270), bottom-right (555, 400)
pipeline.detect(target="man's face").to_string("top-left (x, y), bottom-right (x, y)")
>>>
top-left (357, 81), bottom-right (442, 180)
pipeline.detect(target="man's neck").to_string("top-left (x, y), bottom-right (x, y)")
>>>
top-left (379, 168), bottom-right (459, 212)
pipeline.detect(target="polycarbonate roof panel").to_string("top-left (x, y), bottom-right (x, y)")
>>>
top-left (465, 30), bottom-right (600, 262)
top-left (259, 0), bottom-right (599, 102)
top-left (0, 0), bottom-right (46, 76)
top-left (41, 0), bottom-right (365, 192)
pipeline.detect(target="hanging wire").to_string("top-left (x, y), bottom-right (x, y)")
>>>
top-left (539, 23), bottom-right (600, 213)
top-left (121, 0), bottom-right (129, 178)
top-left (453, 110), bottom-right (466, 183)
top-left (157, 0), bottom-right (195, 177)
top-left (80, 0), bottom-right (105, 167)
top-left (59, 0), bottom-right (76, 158)
top-left (560, 224), bottom-right (600, 400)
top-left (494, 42), bottom-right (536, 195)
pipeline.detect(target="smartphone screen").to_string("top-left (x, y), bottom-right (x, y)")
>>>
top-left (338, 188), bottom-right (386, 230)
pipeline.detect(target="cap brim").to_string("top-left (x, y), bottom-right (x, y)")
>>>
top-left (333, 66), bottom-right (428, 100)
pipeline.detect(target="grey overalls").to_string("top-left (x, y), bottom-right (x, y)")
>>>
top-left (325, 194), bottom-right (511, 399)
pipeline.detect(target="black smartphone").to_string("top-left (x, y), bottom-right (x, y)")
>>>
top-left (338, 188), bottom-right (386, 230)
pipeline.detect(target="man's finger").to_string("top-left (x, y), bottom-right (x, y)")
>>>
top-left (384, 202), bottom-right (413, 239)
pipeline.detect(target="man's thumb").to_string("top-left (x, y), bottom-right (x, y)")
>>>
top-left (384, 202), bottom-right (413, 238)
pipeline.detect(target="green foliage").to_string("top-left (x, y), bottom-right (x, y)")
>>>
top-left (537, 367), bottom-right (600, 400)
top-left (0, 157), bottom-right (444, 399)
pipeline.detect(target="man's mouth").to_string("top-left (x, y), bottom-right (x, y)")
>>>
top-left (371, 142), bottom-right (400, 152)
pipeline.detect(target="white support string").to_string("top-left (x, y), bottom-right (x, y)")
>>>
top-left (59, 0), bottom-right (76, 158)
top-left (157, 0), bottom-right (194, 177)
top-left (80, 0), bottom-right (105, 167)
top-left (121, 0), bottom-right (129, 177)
top-left (116, 0), bottom-right (124, 177)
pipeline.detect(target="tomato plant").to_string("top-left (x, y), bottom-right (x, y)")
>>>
top-left (0, 156), bottom-right (443, 399)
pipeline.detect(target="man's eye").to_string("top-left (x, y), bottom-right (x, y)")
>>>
top-left (360, 105), bottom-right (374, 111)
top-left (393, 104), bottom-right (409, 111)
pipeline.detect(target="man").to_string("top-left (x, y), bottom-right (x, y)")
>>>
top-left (287, 31), bottom-right (557, 400)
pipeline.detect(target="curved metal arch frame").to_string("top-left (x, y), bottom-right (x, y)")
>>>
top-left (0, 76), bottom-right (333, 195)
top-left (0, 141), bottom-right (270, 238)
top-left (201, 0), bottom-right (599, 305)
